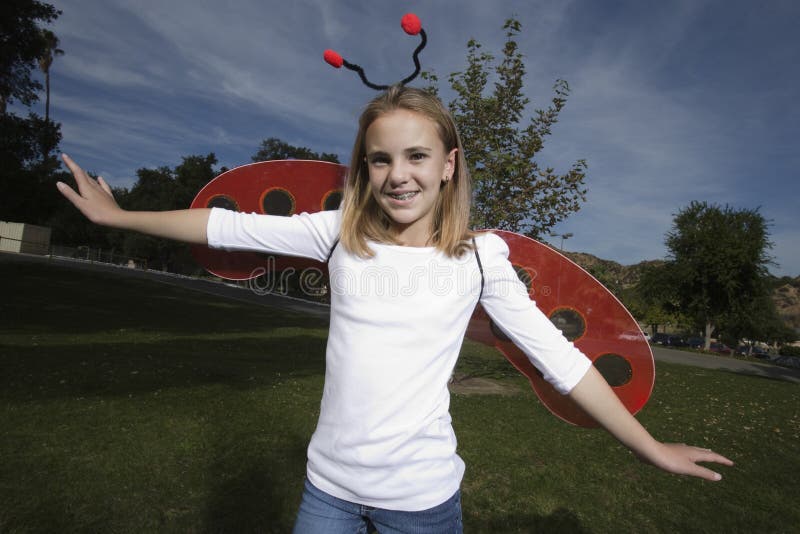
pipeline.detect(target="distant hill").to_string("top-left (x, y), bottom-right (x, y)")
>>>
top-left (560, 250), bottom-right (800, 333)
top-left (562, 251), bottom-right (660, 289)
top-left (771, 276), bottom-right (800, 331)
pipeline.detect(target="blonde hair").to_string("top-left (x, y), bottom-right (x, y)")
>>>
top-left (340, 85), bottom-right (474, 258)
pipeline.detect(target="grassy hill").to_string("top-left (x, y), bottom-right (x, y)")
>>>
top-left (2, 254), bottom-right (799, 532)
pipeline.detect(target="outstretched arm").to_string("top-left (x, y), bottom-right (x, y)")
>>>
top-left (57, 154), bottom-right (211, 244)
top-left (568, 366), bottom-right (734, 481)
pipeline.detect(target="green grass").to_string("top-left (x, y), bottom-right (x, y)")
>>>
top-left (1, 257), bottom-right (798, 533)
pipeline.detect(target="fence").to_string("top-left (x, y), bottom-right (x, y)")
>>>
top-left (48, 244), bottom-right (149, 271)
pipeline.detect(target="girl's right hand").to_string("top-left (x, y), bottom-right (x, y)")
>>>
top-left (57, 154), bottom-right (124, 227)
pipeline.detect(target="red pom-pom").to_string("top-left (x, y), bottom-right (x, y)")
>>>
top-left (401, 13), bottom-right (422, 35)
top-left (324, 49), bottom-right (343, 68)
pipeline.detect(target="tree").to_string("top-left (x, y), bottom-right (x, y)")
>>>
top-left (634, 262), bottom-right (690, 336)
top-left (0, 111), bottom-right (63, 223)
top-left (719, 293), bottom-right (796, 349)
top-left (444, 18), bottom-right (587, 236)
top-left (252, 137), bottom-right (339, 163)
top-left (0, 1), bottom-right (64, 226)
top-left (37, 28), bottom-right (63, 122)
top-left (655, 201), bottom-right (774, 349)
top-left (0, 0), bottom-right (61, 114)
top-left (114, 153), bottom-right (221, 273)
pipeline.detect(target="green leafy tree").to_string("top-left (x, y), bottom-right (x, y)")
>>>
top-left (173, 153), bottom-right (221, 208)
top-left (0, 0), bottom-right (61, 114)
top-left (0, 111), bottom-right (63, 222)
top-left (654, 201), bottom-right (774, 349)
top-left (252, 137), bottom-right (339, 163)
top-left (719, 293), bottom-right (796, 349)
top-left (444, 18), bottom-right (587, 236)
top-left (634, 263), bottom-right (688, 335)
top-left (0, 1), bottom-right (63, 225)
top-left (114, 154), bottom-right (220, 273)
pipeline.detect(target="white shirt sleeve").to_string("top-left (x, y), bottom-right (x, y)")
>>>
top-left (206, 207), bottom-right (341, 262)
top-left (477, 232), bottom-right (592, 394)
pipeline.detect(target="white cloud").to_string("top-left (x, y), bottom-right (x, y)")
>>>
top-left (45, 0), bottom-right (800, 275)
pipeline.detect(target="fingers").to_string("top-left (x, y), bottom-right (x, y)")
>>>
top-left (57, 154), bottom-right (121, 226)
top-left (98, 176), bottom-right (114, 197)
top-left (61, 153), bottom-right (101, 193)
top-left (61, 153), bottom-right (92, 196)
top-left (690, 465), bottom-right (724, 482)
top-left (60, 153), bottom-right (112, 198)
top-left (685, 446), bottom-right (734, 481)
top-left (656, 443), bottom-right (734, 482)
top-left (56, 180), bottom-right (84, 206)
top-left (61, 153), bottom-right (87, 184)
top-left (689, 446), bottom-right (734, 465)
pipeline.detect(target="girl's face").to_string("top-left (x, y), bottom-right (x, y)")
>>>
top-left (364, 109), bottom-right (457, 247)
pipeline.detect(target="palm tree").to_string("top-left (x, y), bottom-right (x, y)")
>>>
top-left (38, 30), bottom-right (64, 122)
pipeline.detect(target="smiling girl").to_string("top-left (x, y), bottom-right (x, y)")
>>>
top-left (58, 85), bottom-right (732, 533)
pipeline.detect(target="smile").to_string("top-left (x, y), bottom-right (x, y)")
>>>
top-left (387, 191), bottom-right (419, 201)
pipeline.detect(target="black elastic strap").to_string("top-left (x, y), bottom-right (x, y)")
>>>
top-left (472, 236), bottom-right (485, 301)
top-left (326, 238), bottom-right (340, 263)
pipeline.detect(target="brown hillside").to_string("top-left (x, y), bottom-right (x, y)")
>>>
top-left (773, 280), bottom-right (800, 331)
top-left (562, 251), bottom-right (661, 289)
top-left (561, 250), bottom-right (800, 333)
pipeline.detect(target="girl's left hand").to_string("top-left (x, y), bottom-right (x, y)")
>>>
top-left (642, 442), bottom-right (734, 481)
top-left (567, 367), bottom-right (734, 481)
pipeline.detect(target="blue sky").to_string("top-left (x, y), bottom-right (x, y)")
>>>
top-left (37, 0), bottom-right (800, 276)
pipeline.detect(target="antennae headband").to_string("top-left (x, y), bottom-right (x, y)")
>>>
top-left (323, 13), bottom-right (427, 90)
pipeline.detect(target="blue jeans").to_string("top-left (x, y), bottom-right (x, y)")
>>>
top-left (292, 478), bottom-right (463, 534)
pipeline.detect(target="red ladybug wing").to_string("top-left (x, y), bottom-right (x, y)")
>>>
top-left (467, 230), bottom-right (654, 427)
top-left (188, 160), bottom-right (654, 427)
top-left (189, 160), bottom-right (347, 280)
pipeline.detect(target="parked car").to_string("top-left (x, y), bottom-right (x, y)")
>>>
top-left (751, 346), bottom-right (772, 359)
top-left (709, 342), bottom-right (732, 355)
top-left (736, 344), bottom-right (772, 359)
top-left (686, 337), bottom-right (704, 349)
top-left (651, 333), bottom-right (669, 345)
top-left (651, 333), bottom-right (687, 347)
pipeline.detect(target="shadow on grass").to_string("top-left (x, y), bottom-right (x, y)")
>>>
top-left (465, 507), bottom-right (589, 533)
top-left (204, 432), bottom-right (308, 533)
top-left (0, 255), bottom-right (327, 337)
top-left (0, 334), bottom-right (328, 401)
top-left (2, 253), bottom-right (327, 531)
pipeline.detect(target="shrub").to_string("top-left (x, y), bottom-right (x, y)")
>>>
top-left (778, 345), bottom-right (800, 357)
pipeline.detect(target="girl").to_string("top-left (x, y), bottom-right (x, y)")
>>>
top-left (58, 85), bottom-right (732, 533)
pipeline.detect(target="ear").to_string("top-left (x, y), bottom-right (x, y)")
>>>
top-left (443, 148), bottom-right (458, 182)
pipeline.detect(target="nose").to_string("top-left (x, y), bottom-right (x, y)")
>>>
top-left (387, 161), bottom-right (411, 187)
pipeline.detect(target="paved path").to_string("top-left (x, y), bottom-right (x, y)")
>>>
top-left (651, 345), bottom-right (800, 384)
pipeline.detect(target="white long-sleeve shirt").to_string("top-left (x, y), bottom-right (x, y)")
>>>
top-left (207, 207), bottom-right (591, 511)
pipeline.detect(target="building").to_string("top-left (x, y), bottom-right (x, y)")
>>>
top-left (0, 222), bottom-right (52, 255)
